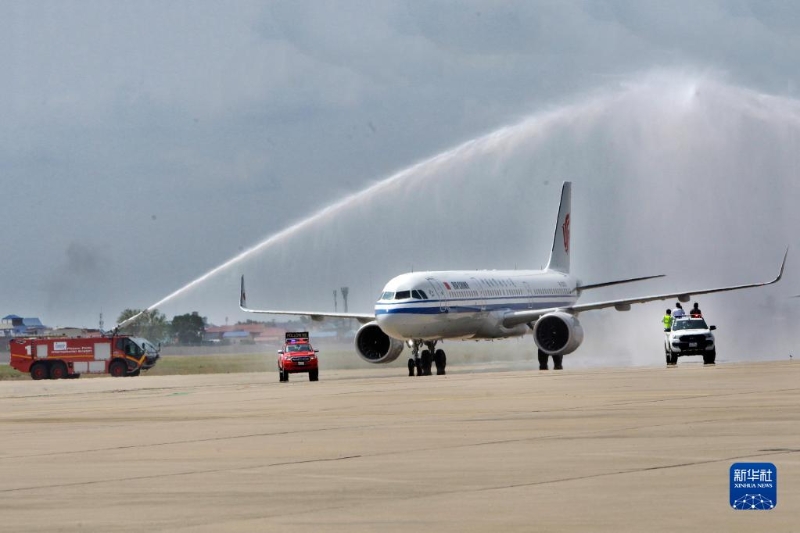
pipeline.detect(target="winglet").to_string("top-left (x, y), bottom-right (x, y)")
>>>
top-left (764, 246), bottom-right (789, 285)
top-left (240, 275), bottom-right (247, 310)
top-left (775, 247), bottom-right (789, 284)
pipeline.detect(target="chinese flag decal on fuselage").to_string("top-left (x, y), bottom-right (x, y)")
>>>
top-left (562, 213), bottom-right (570, 253)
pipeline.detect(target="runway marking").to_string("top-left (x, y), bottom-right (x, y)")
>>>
top-left (2, 384), bottom-right (798, 460)
top-left (0, 454), bottom-right (364, 494)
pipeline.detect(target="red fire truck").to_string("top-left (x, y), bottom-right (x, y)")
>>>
top-left (9, 335), bottom-right (160, 380)
top-left (277, 331), bottom-right (319, 382)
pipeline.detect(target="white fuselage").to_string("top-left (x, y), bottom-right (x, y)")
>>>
top-left (374, 270), bottom-right (578, 341)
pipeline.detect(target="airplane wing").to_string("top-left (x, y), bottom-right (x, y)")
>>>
top-left (239, 276), bottom-right (375, 324)
top-left (503, 249), bottom-right (788, 329)
top-left (576, 274), bottom-right (665, 291)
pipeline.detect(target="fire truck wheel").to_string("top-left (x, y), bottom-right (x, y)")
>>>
top-left (30, 363), bottom-right (49, 381)
top-left (49, 362), bottom-right (68, 380)
top-left (109, 360), bottom-right (127, 377)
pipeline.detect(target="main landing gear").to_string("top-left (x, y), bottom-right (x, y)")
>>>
top-left (537, 349), bottom-right (563, 371)
top-left (407, 340), bottom-right (447, 377)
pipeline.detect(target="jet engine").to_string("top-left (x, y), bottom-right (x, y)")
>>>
top-left (355, 321), bottom-right (404, 364)
top-left (533, 312), bottom-right (584, 356)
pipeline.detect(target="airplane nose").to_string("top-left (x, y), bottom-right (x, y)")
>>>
top-left (375, 310), bottom-right (404, 338)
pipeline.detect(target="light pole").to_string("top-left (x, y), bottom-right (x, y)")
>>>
top-left (333, 290), bottom-right (338, 312)
top-left (340, 287), bottom-right (349, 314)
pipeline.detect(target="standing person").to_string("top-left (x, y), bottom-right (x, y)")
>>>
top-left (690, 302), bottom-right (702, 317)
top-left (662, 309), bottom-right (672, 331)
top-left (672, 302), bottom-right (685, 319)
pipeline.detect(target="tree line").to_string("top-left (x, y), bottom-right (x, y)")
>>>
top-left (116, 309), bottom-right (205, 345)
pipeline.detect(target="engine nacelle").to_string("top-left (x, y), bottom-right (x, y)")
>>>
top-left (533, 312), bottom-right (584, 356)
top-left (355, 321), bottom-right (405, 364)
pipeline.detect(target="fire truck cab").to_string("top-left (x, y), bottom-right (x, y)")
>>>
top-left (10, 335), bottom-right (160, 380)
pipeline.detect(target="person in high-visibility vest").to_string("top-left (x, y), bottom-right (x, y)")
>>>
top-left (662, 308), bottom-right (672, 331)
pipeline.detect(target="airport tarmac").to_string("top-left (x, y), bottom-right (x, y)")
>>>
top-left (0, 361), bottom-right (797, 532)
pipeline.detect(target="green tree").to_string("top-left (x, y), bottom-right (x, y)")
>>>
top-left (116, 308), bottom-right (168, 342)
top-left (171, 312), bottom-right (205, 345)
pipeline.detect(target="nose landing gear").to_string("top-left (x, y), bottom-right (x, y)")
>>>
top-left (408, 340), bottom-right (447, 376)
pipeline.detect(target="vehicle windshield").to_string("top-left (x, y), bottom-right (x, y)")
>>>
top-left (132, 337), bottom-right (159, 355)
top-left (672, 319), bottom-right (708, 331)
top-left (286, 343), bottom-right (311, 352)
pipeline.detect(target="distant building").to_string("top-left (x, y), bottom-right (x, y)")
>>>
top-left (203, 324), bottom-right (286, 345)
top-left (1, 315), bottom-right (48, 337)
top-left (48, 327), bottom-right (104, 338)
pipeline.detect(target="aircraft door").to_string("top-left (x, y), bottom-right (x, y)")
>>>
top-left (426, 278), bottom-right (449, 313)
top-left (522, 281), bottom-right (535, 309)
top-left (471, 277), bottom-right (486, 311)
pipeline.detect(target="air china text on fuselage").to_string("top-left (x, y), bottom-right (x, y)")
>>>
top-left (240, 182), bottom-right (786, 376)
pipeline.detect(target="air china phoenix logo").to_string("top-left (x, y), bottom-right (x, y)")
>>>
top-left (562, 213), bottom-right (570, 253)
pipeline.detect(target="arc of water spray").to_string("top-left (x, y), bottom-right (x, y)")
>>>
top-left (117, 72), bottom-right (800, 330)
top-left (117, 100), bottom-right (605, 329)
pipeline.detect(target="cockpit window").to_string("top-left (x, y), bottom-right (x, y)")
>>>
top-left (412, 290), bottom-right (422, 299)
top-left (395, 290), bottom-right (411, 300)
top-left (418, 290), bottom-right (428, 299)
top-left (381, 291), bottom-right (394, 300)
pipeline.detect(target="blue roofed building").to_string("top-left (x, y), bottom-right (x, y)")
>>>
top-left (1, 315), bottom-right (49, 337)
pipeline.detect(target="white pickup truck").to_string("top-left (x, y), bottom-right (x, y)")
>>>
top-left (665, 316), bottom-right (716, 366)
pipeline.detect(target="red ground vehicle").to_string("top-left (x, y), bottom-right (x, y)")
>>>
top-left (9, 335), bottom-right (160, 380)
top-left (277, 332), bottom-right (319, 382)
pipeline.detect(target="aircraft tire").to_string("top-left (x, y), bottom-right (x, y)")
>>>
top-left (407, 359), bottom-right (415, 377)
top-left (434, 349), bottom-right (446, 375)
top-left (552, 354), bottom-right (563, 370)
top-left (421, 350), bottom-right (432, 376)
top-left (537, 350), bottom-right (549, 371)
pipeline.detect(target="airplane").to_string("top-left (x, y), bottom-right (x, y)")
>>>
top-left (240, 182), bottom-right (787, 376)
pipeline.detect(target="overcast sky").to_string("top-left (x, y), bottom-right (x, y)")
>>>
top-left (2, 1), bottom-right (799, 361)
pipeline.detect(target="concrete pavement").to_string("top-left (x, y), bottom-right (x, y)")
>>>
top-left (0, 361), bottom-right (797, 532)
